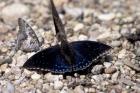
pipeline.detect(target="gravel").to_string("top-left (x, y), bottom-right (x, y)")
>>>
top-left (1, 3), bottom-right (30, 26)
top-left (0, 0), bottom-right (140, 93)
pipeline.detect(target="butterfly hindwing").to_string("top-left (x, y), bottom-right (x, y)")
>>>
top-left (71, 41), bottom-right (111, 71)
top-left (23, 41), bottom-right (111, 73)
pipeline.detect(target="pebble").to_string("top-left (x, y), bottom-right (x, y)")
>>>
top-left (91, 65), bottom-right (104, 75)
top-left (0, 64), bottom-right (8, 72)
top-left (105, 67), bottom-right (117, 74)
top-left (91, 75), bottom-right (103, 82)
top-left (104, 62), bottom-right (112, 68)
top-left (74, 23), bottom-right (84, 32)
top-left (98, 13), bottom-right (115, 21)
top-left (64, 7), bottom-right (83, 18)
top-left (1, 3), bottom-right (29, 25)
top-left (31, 73), bottom-right (41, 81)
top-left (135, 47), bottom-right (140, 56)
top-left (111, 71), bottom-right (120, 81)
top-left (1, 47), bottom-right (8, 53)
top-left (60, 87), bottom-right (69, 93)
top-left (111, 41), bottom-right (121, 47)
top-left (111, 32), bottom-right (121, 40)
top-left (118, 49), bottom-right (127, 59)
top-left (7, 81), bottom-right (15, 93)
top-left (124, 61), bottom-right (140, 72)
top-left (42, 83), bottom-right (50, 92)
top-left (16, 55), bottom-right (28, 67)
top-left (78, 34), bottom-right (88, 40)
top-left (45, 73), bottom-right (59, 82)
top-left (23, 69), bottom-right (32, 77)
top-left (97, 31), bottom-right (111, 41)
top-left (54, 0), bottom-right (69, 7)
top-left (74, 86), bottom-right (85, 93)
top-left (0, 56), bottom-right (12, 65)
top-left (120, 28), bottom-right (130, 37)
top-left (54, 80), bottom-right (64, 90)
top-left (88, 88), bottom-right (96, 93)
top-left (36, 89), bottom-right (42, 93)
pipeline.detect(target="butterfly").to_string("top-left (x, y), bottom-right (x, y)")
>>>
top-left (15, 18), bottom-right (41, 52)
top-left (22, 0), bottom-right (111, 74)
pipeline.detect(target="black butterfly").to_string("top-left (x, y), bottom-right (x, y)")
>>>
top-left (23, 0), bottom-right (111, 74)
top-left (16, 18), bottom-right (41, 52)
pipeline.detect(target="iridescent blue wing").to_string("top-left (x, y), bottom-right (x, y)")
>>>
top-left (71, 41), bottom-right (111, 71)
top-left (23, 40), bottom-right (111, 73)
top-left (23, 45), bottom-right (71, 73)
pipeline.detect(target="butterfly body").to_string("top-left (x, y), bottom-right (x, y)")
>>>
top-left (23, 41), bottom-right (111, 73)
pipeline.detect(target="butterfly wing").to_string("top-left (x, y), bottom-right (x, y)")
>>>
top-left (23, 41), bottom-right (111, 73)
top-left (23, 45), bottom-right (73, 73)
top-left (71, 41), bottom-right (111, 71)
top-left (16, 18), bottom-right (41, 52)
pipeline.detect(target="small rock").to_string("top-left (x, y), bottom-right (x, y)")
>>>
top-left (45, 73), bottom-right (59, 82)
top-left (80, 75), bottom-right (86, 80)
top-left (135, 47), bottom-right (140, 56)
top-left (111, 32), bottom-right (121, 40)
top-left (118, 49), bottom-right (127, 59)
top-left (54, 0), bottom-right (69, 7)
top-left (78, 34), bottom-right (88, 40)
top-left (91, 75), bottom-right (103, 82)
top-left (111, 71), bottom-right (120, 81)
top-left (36, 89), bottom-right (42, 93)
top-left (120, 77), bottom-right (135, 86)
top-left (14, 76), bottom-right (25, 85)
top-left (1, 47), bottom-right (8, 53)
top-left (42, 83), bottom-right (50, 92)
top-left (109, 89), bottom-right (116, 93)
top-left (124, 61), bottom-right (140, 72)
top-left (7, 81), bottom-right (15, 93)
top-left (88, 88), bottom-right (96, 93)
top-left (74, 86), bottom-right (85, 93)
top-left (31, 73), bottom-right (41, 80)
top-left (0, 56), bottom-right (12, 65)
top-left (54, 80), bottom-right (64, 90)
top-left (60, 87), bottom-right (69, 93)
top-left (23, 69), bottom-right (32, 77)
top-left (16, 55), bottom-right (28, 67)
top-left (1, 3), bottom-right (29, 26)
top-left (105, 67), bottom-right (117, 74)
top-left (120, 27), bottom-right (130, 37)
top-left (74, 23), bottom-right (84, 32)
top-left (98, 13), bottom-right (115, 21)
top-left (91, 65), bottom-right (104, 75)
top-left (64, 7), bottom-right (83, 18)
top-left (104, 62), bottom-right (112, 68)
top-left (0, 64), bottom-right (8, 72)
top-left (111, 41), bottom-right (121, 47)
top-left (97, 31), bottom-right (111, 41)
